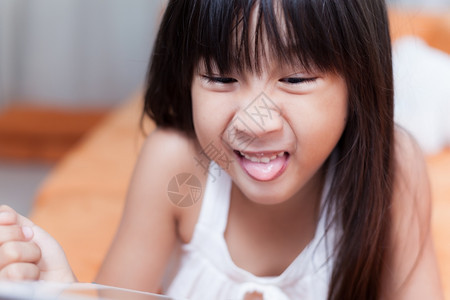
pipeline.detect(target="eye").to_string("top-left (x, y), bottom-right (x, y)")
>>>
top-left (201, 75), bottom-right (237, 84)
top-left (279, 77), bottom-right (317, 84)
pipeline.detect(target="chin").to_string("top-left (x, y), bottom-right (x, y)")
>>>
top-left (236, 180), bottom-right (294, 206)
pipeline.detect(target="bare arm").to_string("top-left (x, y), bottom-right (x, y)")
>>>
top-left (95, 129), bottom-right (199, 293)
top-left (382, 128), bottom-right (443, 299)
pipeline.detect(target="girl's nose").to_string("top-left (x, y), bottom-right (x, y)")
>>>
top-left (225, 92), bottom-right (284, 149)
top-left (243, 92), bottom-right (283, 134)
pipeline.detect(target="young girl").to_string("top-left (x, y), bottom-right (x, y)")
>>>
top-left (0, 0), bottom-right (443, 299)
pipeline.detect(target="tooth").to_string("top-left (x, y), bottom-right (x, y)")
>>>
top-left (240, 151), bottom-right (245, 157)
top-left (260, 157), bottom-right (270, 163)
top-left (245, 154), bottom-right (251, 160)
top-left (277, 152), bottom-right (284, 157)
top-left (250, 157), bottom-right (259, 163)
top-left (270, 155), bottom-right (276, 160)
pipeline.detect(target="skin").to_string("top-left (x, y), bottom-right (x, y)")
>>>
top-left (191, 62), bottom-right (348, 206)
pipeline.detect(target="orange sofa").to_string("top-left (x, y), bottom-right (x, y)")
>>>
top-left (30, 8), bottom-right (450, 298)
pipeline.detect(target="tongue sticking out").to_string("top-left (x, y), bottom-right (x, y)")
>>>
top-left (240, 154), bottom-right (287, 181)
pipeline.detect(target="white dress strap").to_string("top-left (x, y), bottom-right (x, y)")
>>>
top-left (195, 161), bottom-right (232, 234)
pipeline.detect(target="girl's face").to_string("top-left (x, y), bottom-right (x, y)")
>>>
top-left (191, 60), bottom-right (348, 205)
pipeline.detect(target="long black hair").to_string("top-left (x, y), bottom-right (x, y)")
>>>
top-left (144, 1), bottom-right (394, 299)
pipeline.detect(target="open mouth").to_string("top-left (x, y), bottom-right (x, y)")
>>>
top-left (233, 150), bottom-right (289, 181)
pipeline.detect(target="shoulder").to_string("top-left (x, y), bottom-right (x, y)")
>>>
top-left (391, 126), bottom-right (431, 266)
top-left (136, 127), bottom-right (204, 183)
top-left (391, 126), bottom-right (433, 231)
top-left (383, 126), bottom-right (443, 299)
top-left (131, 127), bottom-right (207, 208)
top-left (140, 127), bottom-right (200, 166)
top-left (131, 128), bottom-right (208, 228)
top-left (392, 126), bottom-right (430, 212)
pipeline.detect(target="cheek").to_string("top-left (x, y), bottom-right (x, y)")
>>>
top-left (192, 92), bottom-right (212, 145)
top-left (286, 85), bottom-right (348, 155)
top-left (315, 93), bottom-right (348, 134)
top-left (191, 86), bottom-right (233, 148)
top-left (312, 78), bottom-right (348, 139)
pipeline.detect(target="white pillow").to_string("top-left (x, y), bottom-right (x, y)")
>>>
top-left (393, 36), bottom-right (450, 154)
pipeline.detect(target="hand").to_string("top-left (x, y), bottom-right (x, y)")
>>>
top-left (0, 205), bottom-right (76, 282)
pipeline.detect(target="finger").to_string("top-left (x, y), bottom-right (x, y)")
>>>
top-left (0, 262), bottom-right (40, 281)
top-left (0, 205), bottom-right (35, 228)
top-left (0, 209), bottom-right (18, 226)
top-left (0, 225), bottom-right (33, 245)
top-left (0, 205), bottom-right (15, 213)
top-left (0, 241), bottom-right (41, 270)
top-left (14, 212), bottom-right (35, 228)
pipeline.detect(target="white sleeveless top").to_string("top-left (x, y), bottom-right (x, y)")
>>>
top-left (163, 162), bottom-right (338, 300)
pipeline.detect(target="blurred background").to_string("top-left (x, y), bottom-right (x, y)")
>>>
top-left (0, 0), bottom-right (449, 216)
top-left (0, 0), bottom-right (164, 215)
top-left (390, 0), bottom-right (450, 8)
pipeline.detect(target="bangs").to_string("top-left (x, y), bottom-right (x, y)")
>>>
top-left (185, 0), bottom-right (346, 75)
